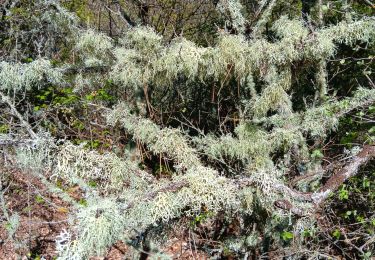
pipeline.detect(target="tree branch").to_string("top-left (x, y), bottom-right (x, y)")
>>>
top-left (273, 145), bottom-right (375, 215)
top-left (0, 92), bottom-right (37, 139)
top-left (236, 177), bottom-right (313, 202)
top-left (111, 1), bottom-right (136, 27)
top-left (122, 180), bottom-right (189, 211)
top-left (64, 64), bottom-right (110, 74)
top-left (0, 138), bottom-right (37, 146)
top-left (311, 145), bottom-right (375, 204)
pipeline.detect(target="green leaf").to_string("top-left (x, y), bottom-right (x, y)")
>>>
top-left (332, 229), bottom-right (341, 239)
top-left (0, 124), bottom-right (9, 133)
top-left (88, 180), bottom-right (97, 187)
top-left (311, 149), bottom-right (324, 159)
top-left (338, 185), bottom-right (349, 200)
top-left (35, 195), bottom-right (44, 204)
top-left (78, 198), bottom-right (87, 207)
top-left (281, 231), bottom-right (293, 241)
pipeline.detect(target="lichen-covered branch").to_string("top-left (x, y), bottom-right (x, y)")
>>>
top-left (107, 102), bottom-right (201, 170)
top-left (312, 145), bottom-right (375, 204)
top-left (0, 92), bottom-right (37, 139)
top-left (273, 145), bottom-right (375, 214)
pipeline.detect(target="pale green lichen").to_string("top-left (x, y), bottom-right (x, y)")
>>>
top-left (0, 59), bottom-right (63, 92)
top-left (54, 143), bottom-right (152, 193)
top-left (217, 0), bottom-right (246, 32)
top-left (252, 66), bottom-right (292, 118)
top-left (76, 29), bottom-right (113, 57)
top-left (107, 103), bottom-right (201, 170)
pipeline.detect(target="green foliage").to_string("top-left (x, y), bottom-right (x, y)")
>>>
top-left (85, 88), bottom-right (114, 102)
top-left (311, 149), bottom-right (324, 160)
top-left (332, 229), bottom-right (341, 240)
top-left (281, 231), bottom-right (294, 241)
top-left (338, 185), bottom-right (349, 200)
top-left (62, 0), bottom-right (93, 23)
top-left (190, 211), bottom-right (214, 227)
top-left (35, 195), bottom-right (44, 204)
top-left (0, 124), bottom-right (9, 134)
top-left (52, 87), bottom-right (79, 106)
